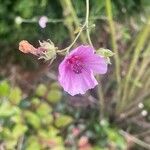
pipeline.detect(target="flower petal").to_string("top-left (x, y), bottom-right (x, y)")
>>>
top-left (69, 45), bottom-right (94, 57)
top-left (85, 55), bottom-right (108, 74)
top-left (58, 62), bottom-right (98, 96)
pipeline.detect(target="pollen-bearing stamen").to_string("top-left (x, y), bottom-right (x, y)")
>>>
top-left (67, 55), bottom-right (83, 74)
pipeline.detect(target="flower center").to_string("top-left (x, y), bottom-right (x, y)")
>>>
top-left (67, 55), bottom-right (83, 74)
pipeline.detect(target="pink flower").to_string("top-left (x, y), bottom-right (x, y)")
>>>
top-left (58, 45), bottom-right (108, 96)
top-left (38, 16), bottom-right (48, 28)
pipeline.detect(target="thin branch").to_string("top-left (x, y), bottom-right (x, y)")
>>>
top-left (20, 16), bottom-right (107, 24)
top-left (120, 130), bottom-right (150, 149)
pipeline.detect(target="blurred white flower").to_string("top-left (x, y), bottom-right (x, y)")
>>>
top-left (100, 119), bottom-right (107, 126)
top-left (138, 103), bottom-right (144, 109)
top-left (38, 16), bottom-right (48, 28)
top-left (141, 110), bottom-right (148, 116)
top-left (15, 16), bottom-right (23, 25)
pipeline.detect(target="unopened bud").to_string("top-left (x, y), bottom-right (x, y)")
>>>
top-left (38, 40), bottom-right (57, 61)
top-left (97, 48), bottom-right (114, 57)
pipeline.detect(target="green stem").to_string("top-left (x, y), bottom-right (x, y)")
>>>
top-left (58, 0), bottom-right (91, 54)
top-left (120, 130), bottom-right (150, 149)
top-left (66, 23), bottom-right (86, 53)
top-left (120, 20), bottom-right (150, 111)
top-left (22, 16), bottom-right (107, 24)
top-left (105, 0), bottom-right (121, 84)
top-left (128, 43), bottom-right (150, 99)
top-left (124, 71), bottom-right (150, 112)
top-left (97, 76), bottom-right (105, 120)
top-left (85, 0), bottom-right (93, 47)
top-left (60, 0), bottom-right (86, 43)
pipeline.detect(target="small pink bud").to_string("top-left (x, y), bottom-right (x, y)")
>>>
top-left (38, 16), bottom-right (48, 28)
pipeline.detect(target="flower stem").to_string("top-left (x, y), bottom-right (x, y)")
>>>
top-left (66, 23), bottom-right (86, 53)
top-left (59, 0), bottom-right (92, 54)
top-left (85, 0), bottom-right (93, 47)
top-left (60, 0), bottom-right (87, 43)
top-left (120, 20), bottom-right (150, 112)
top-left (105, 0), bottom-right (121, 84)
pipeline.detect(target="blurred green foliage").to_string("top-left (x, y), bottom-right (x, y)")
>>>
top-left (0, 80), bottom-right (69, 149)
top-left (0, 80), bottom-right (126, 149)
top-left (0, 0), bottom-right (150, 149)
top-left (0, 0), bottom-right (149, 64)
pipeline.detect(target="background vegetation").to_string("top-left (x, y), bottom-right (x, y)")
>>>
top-left (0, 0), bottom-right (150, 149)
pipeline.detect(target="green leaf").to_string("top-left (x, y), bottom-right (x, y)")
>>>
top-left (5, 140), bottom-right (17, 150)
top-left (36, 103), bottom-right (52, 117)
top-left (38, 127), bottom-right (59, 139)
top-left (47, 89), bottom-right (62, 104)
top-left (1, 127), bottom-right (11, 139)
top-left (12, 124), bottom-right (28, 139)
top-left (36, 84), bottom-right (47, 97)
top-left (11, 114), bottom-right (22, 123)
top-left (24, 111), bottom-right (41, 129)
top-left (9, 87), bottom-right (22, 104)
top-left (55, 115), bottom-right (73, 128)
top-left (38, 129), bottom-right (50, 139)
top-left (107, 128), bottom-right (126, 149)
top-left (50, 82), bottom-right (61, 89)
top-left (48, 126), bottom-right (59, 137)
top-left (41, 114), bottom-right (53, 125)
top-left (26, 136), bottom-right (41, 150)
top-left (31, 97), bottom-right (41, 106)
top-left (0, 102), bottom-right (21, 117)
top-left (0, 80), bottom-right (10, 97)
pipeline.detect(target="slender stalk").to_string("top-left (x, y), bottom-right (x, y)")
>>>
top-left (120, 20), bottom-right (150, 111)
top-left (59, 0), bottom-right (75, 41)
top-left (123, 75), bottom-right (150, 112)
top-left (85, 0), bottom-right (105, 119)
top-left (57, 24), bottom-right (86, 54)
top-left (123, 30), bottom-right (142, 61)
top-left (85, 0), bottom-right (93, 47)
top-left (58, 0), bottom-right (92, 54)
top-left (60, 0), bottom-right (86, 43)
top-left (120, 130), bottom-right (150, 149)
top-left (128, 44), bottom-right (150, 99)
top-left (66, 23), bottom-right (86, 53)
top-left (105, 0), bottom-right (120, 84)
top-left (21, 16), bottom-right (107, 24)
top-left (96, 76), bottom-right (105, 120)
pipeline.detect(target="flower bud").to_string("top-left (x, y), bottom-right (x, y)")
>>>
top-left (96, 48), bottom-right (114, 64)
top-left (97, 48), bottom-right (114, 57)
top-left (19, 40), bottom-right (37, 55)
top-left (38, 40), bottom-right (57, 61)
